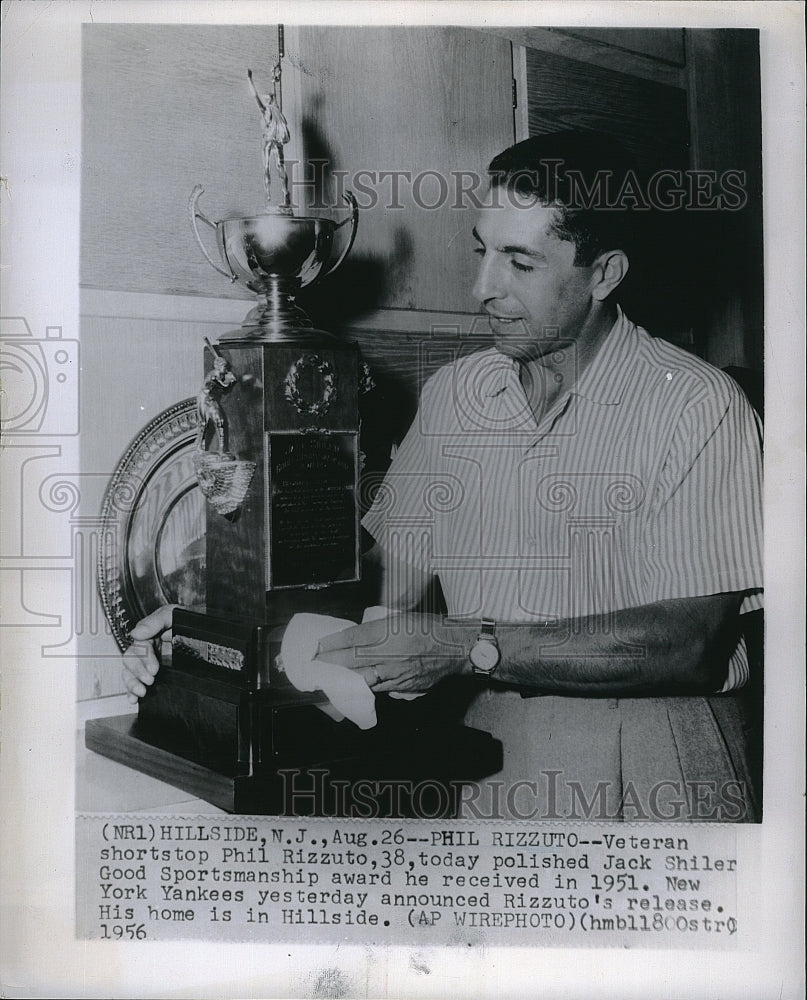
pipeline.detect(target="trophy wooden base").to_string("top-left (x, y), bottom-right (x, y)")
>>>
top-left (86, 713), bottom-right (244, 812)
top-left (85, 609), bottom-right (502, 817)
top-left (85, 696), bottom-right (503, 817)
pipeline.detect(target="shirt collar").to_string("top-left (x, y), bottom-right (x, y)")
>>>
top-left (482, 352), bottom-right (520, 397)
top-left (482, 306), bottom-right (638, 406)
top-left (569, 306), bottom-right (638, 405)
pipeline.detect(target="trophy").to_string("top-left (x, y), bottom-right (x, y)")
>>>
top-left (186, 56), bottom-right (362, 617)
top-left (188, 63), bottom-right (357, 346)
top-left (87, 34), bottom-right (501, 815)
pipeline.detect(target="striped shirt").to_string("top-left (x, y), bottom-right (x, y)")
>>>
top-left (363, 309), bottom-right (764, 690)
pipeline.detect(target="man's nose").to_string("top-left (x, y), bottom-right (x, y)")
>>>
top-left (472, 254), bottom-right (503, 304)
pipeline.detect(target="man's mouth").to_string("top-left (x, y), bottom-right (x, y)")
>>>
top-left (487, 313), bottom-right (523, 327)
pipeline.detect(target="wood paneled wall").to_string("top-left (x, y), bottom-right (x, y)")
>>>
top-left (687, 30), bottom-right (763, 372)
top-left (523, 46), bottom-right (694, 348)
top-left (81, 25), bottom-right (515, 316)
top-left (524, 48), bottom-right (688, 166)
top-left (551, 28), bottom-right (686, 66)
top-left (495, 26), bottom-right (764, 374)
top-left (81, 24), bottom-right (288, 301)
top-left (292, 26), bottom-right (514, 316)
top-left (485, 26), bottom-right (687, 87)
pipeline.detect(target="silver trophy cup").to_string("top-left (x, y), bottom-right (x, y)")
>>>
top-left (189, 187), bottom-right (358, 343)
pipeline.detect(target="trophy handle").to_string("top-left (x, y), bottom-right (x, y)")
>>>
top-left (189, 185), bottom-right (238, 282)
top-left (320, 191), bottom-right (359, 280)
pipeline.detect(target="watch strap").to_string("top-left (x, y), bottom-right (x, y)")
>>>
top-left (479, 617), bottom-right (496, 641)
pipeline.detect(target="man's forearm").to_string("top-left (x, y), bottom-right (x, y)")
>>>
top-left (370, 547), bottom-right (743, 696)
top-left (455, 594), bottom-right (742, 696)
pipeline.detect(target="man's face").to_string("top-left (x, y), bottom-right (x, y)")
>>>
top-left (472, 199), bottom-right (597, 363)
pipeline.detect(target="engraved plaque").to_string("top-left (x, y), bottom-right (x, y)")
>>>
top-left (268, 432), bottom-right (359, 588)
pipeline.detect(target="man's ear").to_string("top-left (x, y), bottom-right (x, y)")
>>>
top-left (591, 250), bottom-right (629, 301)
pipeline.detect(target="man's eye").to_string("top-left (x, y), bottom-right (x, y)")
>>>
top-left (472, 247), bottom-right (485, 257)
top-left (511, 259), bottom-right (534, 273)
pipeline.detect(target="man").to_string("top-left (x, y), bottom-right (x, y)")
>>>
top-left (125, 133), bottom-right (763, 821)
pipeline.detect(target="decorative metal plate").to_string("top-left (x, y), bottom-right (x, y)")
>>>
top-left (98, 399), bottom-right (205, 651)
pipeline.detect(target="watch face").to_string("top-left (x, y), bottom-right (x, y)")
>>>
top-left (470, 638), bottom-right (500, 672)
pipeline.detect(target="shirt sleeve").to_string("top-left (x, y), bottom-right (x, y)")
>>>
top-left (640, 376), bottom-right (763, 612)
top-left (361, 369), bottom-right (448, 572)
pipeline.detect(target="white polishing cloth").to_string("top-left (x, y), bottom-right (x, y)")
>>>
top-left (280, 613), bottom-right (377, 730)
top-left (280, 607), bottom-right (425, 730)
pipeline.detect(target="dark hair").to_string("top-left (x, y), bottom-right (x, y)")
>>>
top-left (488, 131), bottom-right (643, 266)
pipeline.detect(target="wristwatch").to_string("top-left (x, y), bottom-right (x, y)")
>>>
top-left (468, 618), bottom-right (501, 676)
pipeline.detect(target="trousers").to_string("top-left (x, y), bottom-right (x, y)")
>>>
top-left (461, 688), bottom-right (761, 822)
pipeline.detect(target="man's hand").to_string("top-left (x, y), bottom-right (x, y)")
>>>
top-left (315, 613), bottom-right (472, 693)
top-left (122, 605), bottom-right (176, 703)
